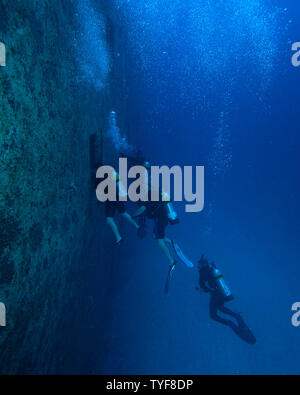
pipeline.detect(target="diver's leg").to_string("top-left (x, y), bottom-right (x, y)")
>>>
top-left (121, 212), bottom-right (140, 229)
top-left (158, 239), bottom-right (175, 266)
top-left (218, 302), bottom-right (247, 327)
top-left (106, 217), bottom-right (122, 244)
top-left (219, 303), bottom-right (239, 318)
top-left (105, 202), bottom-right (122, 243)
top-left (221, 306), bottom-right (246, 328)
top-left (209, 295), bottom-right (232, 326)
top-left (156, 214), bottom-right (175, 265)
top-left (161, 237), bottom-right (177, 293)
top-left (118, 202), bottom-right (139, 229)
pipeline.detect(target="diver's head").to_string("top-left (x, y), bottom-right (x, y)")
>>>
top-left (161, 192), bottom-right (171, 202)
top-left (112, 171), bottom-right (120, 182)
top-left (144, 160), bottom-right (151, 169)
top-left (198, 254), bottom-right (209, 268)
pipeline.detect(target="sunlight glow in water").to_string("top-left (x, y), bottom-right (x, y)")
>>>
top-left (74, 0), bottom-right (111, 90)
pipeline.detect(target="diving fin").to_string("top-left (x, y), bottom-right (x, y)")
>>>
top-left (164, 261), bottom-right (177, 294)
top-left (171, 240), bottom-right (194, 268)
top-left (232, 314), bottom-right (256, 344)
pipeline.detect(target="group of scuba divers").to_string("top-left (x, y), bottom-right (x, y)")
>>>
top-left (97, 150), bottom-right (256, 344)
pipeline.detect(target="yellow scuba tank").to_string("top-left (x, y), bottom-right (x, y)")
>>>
top-left (212, 267), bottom-right (233, 301)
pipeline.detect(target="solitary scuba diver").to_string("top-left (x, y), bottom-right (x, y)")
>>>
top-left (198, 254), bottom-right (256, 344)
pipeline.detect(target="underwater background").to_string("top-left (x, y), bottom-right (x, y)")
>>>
top-left (0, 0), bottom-right (300, 374)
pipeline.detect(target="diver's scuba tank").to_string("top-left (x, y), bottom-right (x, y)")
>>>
top-left (212, 267), bottom-right (234, 301)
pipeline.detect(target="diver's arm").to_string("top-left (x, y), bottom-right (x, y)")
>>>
top-left (199, 280), bottom-right (211, 293)
top-left (133, 206), bottom-right (146, 218)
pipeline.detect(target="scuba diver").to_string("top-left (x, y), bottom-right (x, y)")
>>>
top-left (101, 171), bottom-right (140, 245)
top-left (92, 113), bottom-right (139, 245)
top-left (197, 254), bottom-right (256, 344)
top-left (133, 191), bottom-right (180, 292)
top-left (105, 201), bottom-right (140, 245)
top-left (120, 149), bottom-right (151, 239)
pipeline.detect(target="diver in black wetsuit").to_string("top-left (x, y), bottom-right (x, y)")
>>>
top-left (120, 150), bottom-right (151, 238)
top-left (133, 194), bottom-right (179, 293)
top-left (94, 168), bottom-right (139, 245)
top-left (198, 254), bottom-right (238, 326)
top-left (134, 189), bottom-right (179, 256)
top-left (198, 254), bottom-right (256, 344)
top-left (133, 194), bottom-right (177, 267)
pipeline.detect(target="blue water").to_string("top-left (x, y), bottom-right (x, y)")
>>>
top-left (78, 0), bottom-right (300, 374)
